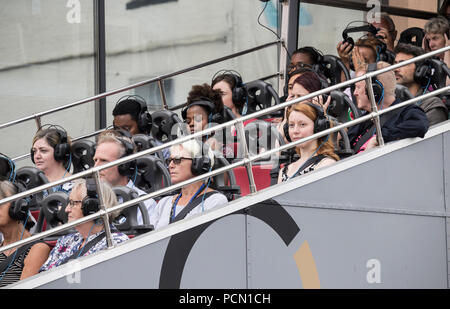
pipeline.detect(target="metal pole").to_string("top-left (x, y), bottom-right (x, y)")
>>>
top-left (94, 0), bottom-right (107, 130)
top-left (365, 77), bottom-right (385, 147)
top-left (158, 79), bottom-right (169, 110)
top-left (235, 121), bottom-right (257, 194)
top-left (93, 171), bottom-right (114, 248)
top-left (34, 115), bottom-right (42, 131)
top-left (278, 0), bottom-right (290, 97)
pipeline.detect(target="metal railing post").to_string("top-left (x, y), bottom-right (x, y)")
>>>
top-left (365, 77), bottom-right (385, 147)
top-left (34, 115), bottom-right (42, 131)
top-left (93, 171), bottom-right (114, 248)
top-left (158, 79), bottom-right (169, 110)
top-left (235, 121), bottom-right (257, 194)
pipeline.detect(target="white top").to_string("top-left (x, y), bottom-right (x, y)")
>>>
top-left (126, 180), bottom-right (157, 225)
top-left (150, 192), bottom-right (228, 230)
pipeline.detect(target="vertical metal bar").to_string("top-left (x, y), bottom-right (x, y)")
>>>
top-left (93, 171), bottom-right (114, 248)
top-left (365, 77), bottom-right (385, 147)
top-left (278, 0), bottom-right (299, 97)
top-left (158, 79), bottom-right (169, 110)
top-left (34, 116), bottom-right (42, 131)
top-left (235, 121), bottom-right (257, 194)
top-left (278, 1), bottom-right (290, 97)
top-left (94, 0), bottom-right (107, 130)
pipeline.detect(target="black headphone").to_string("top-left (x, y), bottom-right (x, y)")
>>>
top-left (296, 46), bottom-right (325, 74)
top-left (212, 70), bottom-right (248, 113)
top-left (366, 62), bottom-right (384, 104)
top-left (30, 124), bottom-right (71, 167)
top-left (114, 95), bottom-right (153, 134)
top-left (0, 153), bottom-right (16, 182)
top-left (181, 97), bottom-right (224, 124)
top-left (81, 178), bottom-right (100, 216)
top-left (348, 37), bottom-right (394, 70)
top-left (8, 181), bottom-right (30, 223)
top-left (113, 129), bottom-right (138, 178)
top-left (398, 27), bottom-right (425, 48)
top-left (342, 22), bottom-right (378, 52)
top-left (190, 140), bottom-right (213, 176)
top-left (414, 57), bottom-right (447, 90)
top-left (283, 102), bottom-right (330, 142)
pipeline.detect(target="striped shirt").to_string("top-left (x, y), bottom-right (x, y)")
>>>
top-left (0, 246), bottom-right (32, 287)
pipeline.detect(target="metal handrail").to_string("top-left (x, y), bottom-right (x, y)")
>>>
top-left (0, 41), bottom-right (280, 131)
top-left (0, 45), bottom-right (449, 255)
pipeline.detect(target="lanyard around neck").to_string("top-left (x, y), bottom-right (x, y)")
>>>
top-left (170, 183), bottom-right (206, 223)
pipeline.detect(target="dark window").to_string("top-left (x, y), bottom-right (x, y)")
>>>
top-left (131, 78), bottom-right (174, 112)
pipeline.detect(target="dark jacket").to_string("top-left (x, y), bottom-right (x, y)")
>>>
top-left (348, 99), bottom-right (429, 153)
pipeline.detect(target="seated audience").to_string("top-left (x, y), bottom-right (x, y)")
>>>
top-left (0, 180), bottom-right (50, 286)
top-left (394, 43), bottom-right (448, 125)
top-left (112, 95), bottom-right (169, 159)
top-left (31, 125), bottom-right (73, 194)
top-left (278, 71), bottom-right (331, 143)
top-left (182, 83), bottom-right (232, 157)
top-left (423, 16), bottom-right (450, 85)
top-left (93, 129), bottom-right (156, 225)
top-left (289, 46), bottom-right (322, 68)
top-left (369, 12), bottom-right (398, 52)
top-left (211, 71), bottom-right (248, 118)
top-left (278, 103), bottom-right (339, 183)
top-left (349, 61), bottom-right (429, 153)
top-left (39, 178), bottom-right (128, 272)
top-left (150, 140), bottom-right (228, 230)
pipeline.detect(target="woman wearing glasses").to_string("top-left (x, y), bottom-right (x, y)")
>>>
top-left (39, 178), bottom-right (129, 272)
top-left (150, 140), bottom-right (228, 230)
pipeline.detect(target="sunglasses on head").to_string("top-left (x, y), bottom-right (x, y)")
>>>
top-left (166, 157), bottom-right (193, 166)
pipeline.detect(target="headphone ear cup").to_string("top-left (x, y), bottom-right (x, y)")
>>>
top-left (414, 62), bottom-right (429, 86)
top-left (190, 143), bottom-right (212, 176)
top-left (82, 197), bottom-right (100, 216)
top-left (8, 183), bottom-right (29, 222)
top-left (82, 178), bottom-right (100, 216)
top-left (54, 143), bottom-right (71, 162)
top-left (345, 37), bottom-right (355, 51)
top-left (118, 160), bottom-right (137, 177)
top-left (191, 156), bottom-right (211, 176)
top-left (371, 81), bottom-right (383, 103)
top-left (9, 199), bottom-right (29, 222)
top-left (137, 112), bottom-right (152, 134)
top-left (232, 86), bottom-right (247, 106)
top-left (314, 114), bottom-right (330, 133)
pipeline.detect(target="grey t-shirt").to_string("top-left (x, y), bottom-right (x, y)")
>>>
top-left (150, 191), bottom-right (228, 230)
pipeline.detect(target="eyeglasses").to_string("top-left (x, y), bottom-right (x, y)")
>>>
top-left (67, 199), bottom-right (83, 209)
top-left (166, 157), bottom-right (193, 166)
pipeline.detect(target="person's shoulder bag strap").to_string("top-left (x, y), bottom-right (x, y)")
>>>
top-left (171, 191), bottom-right (218, 224)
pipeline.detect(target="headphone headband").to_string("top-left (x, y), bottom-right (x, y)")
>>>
top-left (8, 181), bottom-right (30, 223)
top-left (284, 102), bottom-right (330, 143)
top-left (366, 62), bottom-right (384, 104)
top-left (181, 97), bottom-right (224, 124)
top-left (31, 124), bottom-right (71, 167)
top-left (113, 129), bottom-right (137, 178)
top-left (114, 95), bottom-right (152, 134)
top-left (82, 178), bottom-right (100, 217)
top-left (211, 69), bottom-right (248, 113)
top-left (0, 153), bottom-right (16, 182)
